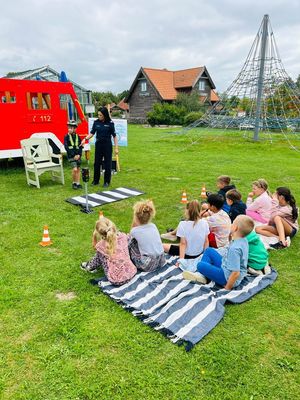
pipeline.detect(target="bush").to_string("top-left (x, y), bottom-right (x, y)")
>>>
top-left (147, 103), bottom-right (185, 126)
top-left (111, 110), bottom-right (122, 118)
top-left (183, 111), bottom-right (204, 126)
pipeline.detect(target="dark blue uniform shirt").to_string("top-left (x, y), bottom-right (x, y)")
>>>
top-left (90, 120), bottom-right (116, 143)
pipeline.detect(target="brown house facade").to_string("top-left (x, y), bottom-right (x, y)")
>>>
top-left (125, 66), bottom-right (218, 122)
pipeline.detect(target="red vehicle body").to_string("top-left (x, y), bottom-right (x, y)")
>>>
top-left (0, 78), bottom-right (88, 159)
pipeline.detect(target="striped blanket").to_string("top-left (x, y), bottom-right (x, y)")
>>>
top-left (95, 256), bottom-right (277, 350)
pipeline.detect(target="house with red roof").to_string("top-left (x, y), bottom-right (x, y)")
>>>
top-left (109, 98), bottom-right (129, 118)
top-left (125, 66), bottom-right (219, 122)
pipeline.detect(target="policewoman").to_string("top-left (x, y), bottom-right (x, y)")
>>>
top-left (82, 107), bottom-right (118, 187)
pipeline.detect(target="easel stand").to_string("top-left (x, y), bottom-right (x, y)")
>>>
top-left (80, 167), bottom-right (94, 214)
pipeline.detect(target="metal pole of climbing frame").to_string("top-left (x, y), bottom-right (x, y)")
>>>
top-left (254, 14), bottom-right (269, 141)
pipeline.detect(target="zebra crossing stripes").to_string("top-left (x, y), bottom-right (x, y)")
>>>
top-left (66, 187), bottom-right (145, 208)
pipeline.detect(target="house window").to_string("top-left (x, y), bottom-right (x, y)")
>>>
top-left (198, 80), bottom-right (205, 91)
top-left (141, 81), bottom-right (147, 92)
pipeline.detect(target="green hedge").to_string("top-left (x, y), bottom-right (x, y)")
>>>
top-left (147, 103), bottom-right (185, 126)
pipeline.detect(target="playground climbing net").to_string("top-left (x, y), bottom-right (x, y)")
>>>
top-left (172, 15), bottom-right (300, 152)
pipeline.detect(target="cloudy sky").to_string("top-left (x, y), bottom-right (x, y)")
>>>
top-left (1, 0), bottom-right (300, 94)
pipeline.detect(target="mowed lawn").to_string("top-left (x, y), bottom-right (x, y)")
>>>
top-left (0, 126), bottom-right (299, 400)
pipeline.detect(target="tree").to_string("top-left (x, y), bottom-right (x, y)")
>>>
top-left (116, 90), bottom-right (129, 103)
top-left (92, 91), bottom-right (118, 110)
top-left (295, 74), bottom-right (300, 90)
top-left (174, 91), bottom-right (205, 113)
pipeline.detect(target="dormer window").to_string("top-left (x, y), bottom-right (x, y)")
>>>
top-left (198, 80), bottom-right (205, 91)
top-left (141, 81), bottom-right (147, 92)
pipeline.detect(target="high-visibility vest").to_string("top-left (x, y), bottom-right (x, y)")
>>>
top-left (68, 133), bottom-right (79, 149)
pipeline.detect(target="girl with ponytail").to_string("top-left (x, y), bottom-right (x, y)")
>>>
top-left (81, 217), bottom-right (137, 285)
top-left (256, 187), bottom-right (298, 249)
top-left (129, 199), bottom-right (165, 271)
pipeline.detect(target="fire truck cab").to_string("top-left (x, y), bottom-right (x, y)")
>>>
top-left (0, 78), bottom-right (89, 159)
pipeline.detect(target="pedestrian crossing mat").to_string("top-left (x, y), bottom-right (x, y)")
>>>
top-left (66, 187), bottom-right (145, 208)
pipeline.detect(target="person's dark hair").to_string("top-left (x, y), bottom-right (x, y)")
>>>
top-left (226, 189), bottom-right (242, 203)
top-left (207, 193), bottom-right (224, 210)
top-left (98, 107), bottom-right (112, 123)
top-left (276, 187), bottom-right (298, 221)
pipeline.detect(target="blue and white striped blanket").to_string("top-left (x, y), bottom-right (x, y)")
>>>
top-left (96, 256), bottom-right (277, 350)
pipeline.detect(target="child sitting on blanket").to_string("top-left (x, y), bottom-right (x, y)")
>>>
top-left (183, 215), bottom-right (254, 290)
top-left (255, 187), bottom-right (298, 250)
top-left (129, 199), bottom-right (165, 272)
top-left (160, 201), bottom-right (209, 242)
top-left (225, 189), bottom-right (246, 222)
top-left (81, 217), bottom-right (137, 285)
top-left (246, 229), bottom-right (270, 276)
top-left (216, 175), bottom-right (236, 213)
top-left (163, 200), bottom-right (210, 262)
top-left (205, 193), bottom-right (231, 248)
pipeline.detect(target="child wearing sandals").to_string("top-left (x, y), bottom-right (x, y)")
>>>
top-left (129, 199), bottom-right (165, 271)
top-left (163, 200), bottom-right (209, 262)
top-left (255, 187), bottom-right (298, 249)
top-left (183, 215), bottom-right (254, 289)
top-left (81, 217), bottom-right (137, 285)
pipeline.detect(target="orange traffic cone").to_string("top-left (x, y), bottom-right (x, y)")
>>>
top-left (39, 225), bottom-right (53, 246)
top-left (200, 185), bottom-right (207, 199)
top-left (99, 210), bottom-right (104, 218)
top-left (181, 190), bottom-right (188, 204)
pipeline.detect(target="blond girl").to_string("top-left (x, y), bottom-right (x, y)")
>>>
top-left (129, 199), bottom-right (165, 271)
top-left (81, 217), bottom-right (137, 285)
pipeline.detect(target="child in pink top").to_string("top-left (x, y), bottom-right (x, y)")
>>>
top-left (246, 179), bottom-right (272, 223)
top-left (256, 187), bottom-right (298, 249)
top-left (81, 217), bottom-right (137, 285)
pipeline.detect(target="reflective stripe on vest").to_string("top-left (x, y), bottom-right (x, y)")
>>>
top-left (68, 133), bottom-right (79, 149)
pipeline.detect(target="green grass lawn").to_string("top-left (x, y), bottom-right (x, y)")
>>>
top-left (0, 126), bottom-right (299, 400)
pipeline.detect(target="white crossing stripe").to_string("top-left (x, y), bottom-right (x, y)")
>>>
top-left (71, 196), bottom-right (99, 207)
top-left (103, 190), bottom-right (128, 199)
top-left (115, 187), bottom-right (143, 196)
top-left (88, 193), bottom-right (116, 202)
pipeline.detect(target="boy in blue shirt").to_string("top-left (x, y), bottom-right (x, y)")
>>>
top-left (183, 215), bottom-right (254, 290)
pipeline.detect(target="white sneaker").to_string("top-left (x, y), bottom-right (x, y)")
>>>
top-left (80, 262), bottom-right (97, 273)
top-left (247, 267), bottom-right (263, 276)
top-left (161, 232), bottom-right (177, 241)
top-left (182, 271), bottom-right (207, 284)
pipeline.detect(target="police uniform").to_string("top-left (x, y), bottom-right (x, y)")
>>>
top-left (64, 132), bottom-right (82, 168)
top-left (90, 119), bottom-right (116, 185)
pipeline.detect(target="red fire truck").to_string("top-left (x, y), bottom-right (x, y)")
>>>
top-left (0, 78), bottom-right (89, 159)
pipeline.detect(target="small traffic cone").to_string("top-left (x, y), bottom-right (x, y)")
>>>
top-left (181, 190), bottom-right (188, 204)
top-left (99, 210), bottom-right (104, 218)
top-left (200, 185), bottom-right (207, 199)
top-left (39, 225), bottom-right (53, 247)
